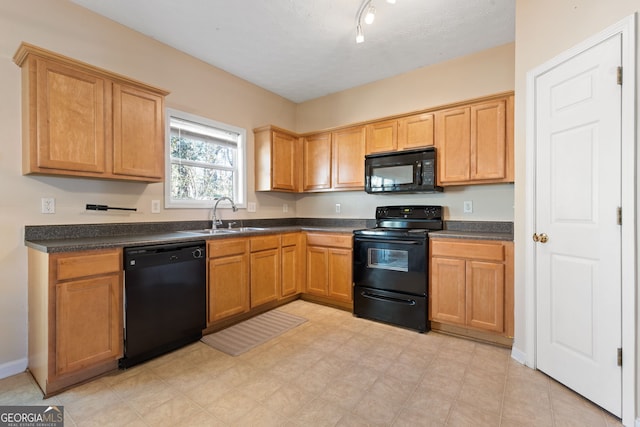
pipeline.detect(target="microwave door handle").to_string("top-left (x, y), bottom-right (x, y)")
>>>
top-left (415, 161), bottom-right (422, 185)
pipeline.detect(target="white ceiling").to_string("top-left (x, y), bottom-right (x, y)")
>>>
top-left (70, 0), bottom-right (515, 103)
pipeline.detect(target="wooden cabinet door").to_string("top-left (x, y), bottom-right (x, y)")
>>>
top-left (208, 253), bottom-right (250, 324)
top-left (250, 248), bottom-right (280, 308)
top-left (398, 113), bottom-right (434, 150)
top-left (430, 257), bottom-right (466, 325)
top-left (112, 83), bottom-right (164, 180)
top-left (466, 260), bottom-right (504, 333)
top-left (306, 246), bottom-right (329, 296)
top-left (332, 126), bottom-right (365, 189)
top-left (33, 58), bottom-right (107, 174)
top-left (435, 107), bottom-right (471, 184)
top-left (365, 119), bottom-right (397, 154)
top-left (327, 248), bottom-right (353, 302)
top-left (470, 99), bottom-right (507, 181)
top-left (302, 132), bottom-right (332, 191)
top-left (271, 130), bottom-right (299, 191)
top-left (55, 273), bottom-right (122, 376)
top-left (281, 234), bottom-right (302, 298)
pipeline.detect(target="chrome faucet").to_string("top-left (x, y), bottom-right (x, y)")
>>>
top-left (211, 197), bottom-right (238, 229)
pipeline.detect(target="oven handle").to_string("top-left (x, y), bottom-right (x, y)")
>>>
top-left (354, 238), bottom-right (422, 245)
top-left (360, 291), bottom-right (417, 306)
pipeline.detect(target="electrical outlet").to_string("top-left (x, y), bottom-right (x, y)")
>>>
top-left (41, 198), bottom-right (55, 214)
top-left (247, 202), bottom-right (256, 212)
top-left (335, 203), bottom-right (341, 214)
top-left (463, 200), bottom-right (473, 214)
top-left (283, 203), bottom-right (288, 213)
top-left (151, 200), bottom-right (161, 214)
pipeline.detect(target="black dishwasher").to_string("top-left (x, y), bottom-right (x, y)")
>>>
top-left (120, 241), bottom-right (206, 368)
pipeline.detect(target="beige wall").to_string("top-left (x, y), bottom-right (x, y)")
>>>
top-left (296, 43), bottom-right (515, 133)
top-left (0, 0), bottom-right (298, 372)
top-left (295, 43), bottom-right (515, 220)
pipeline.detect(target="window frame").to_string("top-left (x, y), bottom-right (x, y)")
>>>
top-left (164, 108), bottom-right (247, 209)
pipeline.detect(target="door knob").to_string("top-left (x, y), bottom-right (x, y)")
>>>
top-left (532, 233), bottom-right (549, 243)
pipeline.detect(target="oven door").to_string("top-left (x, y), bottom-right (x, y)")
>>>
top-left (353, 235), bottom-right (428, 295)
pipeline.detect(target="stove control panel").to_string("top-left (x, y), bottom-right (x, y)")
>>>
top-left (375, 205), bottom-right (442, 220)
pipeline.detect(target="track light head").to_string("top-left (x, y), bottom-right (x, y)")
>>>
top-left (356, 24), bottom-right (364, 43)
top-left (364, 6), bottom-right (376, 24)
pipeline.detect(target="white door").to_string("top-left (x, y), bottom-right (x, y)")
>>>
top-left (534, 34), bottom-right (622, 416)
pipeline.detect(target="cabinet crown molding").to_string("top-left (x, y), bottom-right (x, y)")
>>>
top-left (13, 42), bottom-right (170, 96)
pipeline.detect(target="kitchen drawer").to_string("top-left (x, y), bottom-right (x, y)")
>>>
top-left (250, 235), bottom-right (280, 252)
top-left (208, 238), bottom-right (248, 258)
top-left (281, 233), bottom-right (299, 247)
top-left (53, 249), bottom-right (122, 281)
top-left (430, 239), bottom-right (505, 261)
top-left (306, 233), bottom-right (352, 248)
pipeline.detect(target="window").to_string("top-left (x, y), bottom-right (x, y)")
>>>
top-left (165, 109), bottom-right (246, 209)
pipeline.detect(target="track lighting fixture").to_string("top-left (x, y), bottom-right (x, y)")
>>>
top-left (355, 0), bottom-right (396, 44)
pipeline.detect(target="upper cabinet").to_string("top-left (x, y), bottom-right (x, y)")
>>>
top-left (14, 43), bottom-right (169, 182)
top-left (365, 119), bottom-right (397, 154)
top-left (302, 132), bottom-right (332, 191)
top-left (254, 126), bottom-right (300, 192)
top-left (254, 91), bottom-right (513, 193)
top-left (112, 83), bottom-right (165, 180)
top-left (365, 113), bottom-right (434, 155)
top-left (331, 126), bottom-right (365, 190)
top-left (398, 112), bottom-right (434, 151)
top-left (303, 127), bottom-right (365, 191)
top-left (258, 126), bottom-right (365, 193)
top-left (435, 94), bottom-right (514, 186)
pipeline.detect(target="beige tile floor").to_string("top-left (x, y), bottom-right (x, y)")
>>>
top-left (0, 300), bottom-right (623, 426)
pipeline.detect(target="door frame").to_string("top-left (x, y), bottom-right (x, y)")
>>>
top-left (523, 14), bottom-right (636, 425)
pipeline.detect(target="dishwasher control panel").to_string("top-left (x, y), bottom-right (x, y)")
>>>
top-left (124, 241), bottom-right (206, 270)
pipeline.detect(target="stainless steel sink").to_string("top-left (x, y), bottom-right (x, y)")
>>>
top-left (229, 227), bottom-right (267, 232)
top-left (181, 227), bottom-right (267, 235)
top-left (182, 229), bottom-right (236, 235)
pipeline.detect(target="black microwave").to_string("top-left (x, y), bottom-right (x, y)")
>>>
top-left (365, 147), bottom-right (443, 194)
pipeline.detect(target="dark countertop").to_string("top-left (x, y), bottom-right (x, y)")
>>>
top-left (24, 220), bottom-right (369, 253)
top-left (25, 218), bottom-right (513, 253)
top-left (428, 230), bottom-right (513, 241)
top-left (431, 220), bottom-right (514, 241)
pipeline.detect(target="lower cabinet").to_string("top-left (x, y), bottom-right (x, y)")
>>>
top-left (281, 233), bottom-right (304, 298)
top-left (27, 248), bottom-right (123, 396)
top-left (207, 233), bottom-right (305, 326)
top-left (429, 238), bottom-right (514, 339)
top-left (305, 233), bottom-right (353, 304)
top-left (207, 238), bottom-right (250, 325)
top-left (250, 235), bottom-right (281, 308)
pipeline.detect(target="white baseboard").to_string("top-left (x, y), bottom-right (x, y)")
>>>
top-left (0, 358), bottom-right (27, 380)
top-left (510, 346), bottom-right (527, 366)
